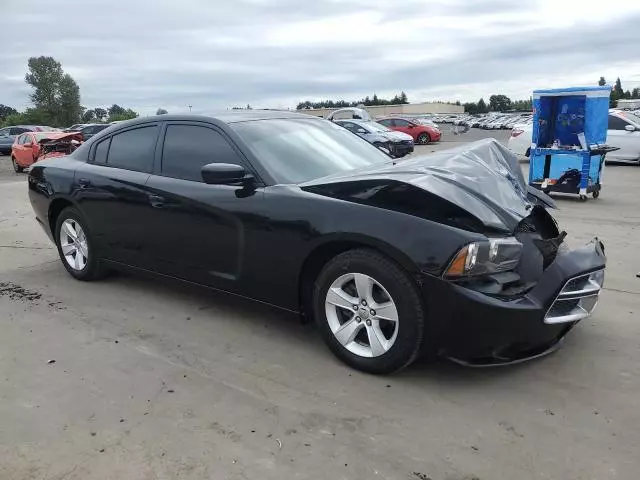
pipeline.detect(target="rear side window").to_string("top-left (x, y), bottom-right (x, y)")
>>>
top-left (94, 137), bottom-right (111, 165)
top-left (608, 115), bottom-right (628, 130)
top-left (17, 134), bottom-right (27, 144)
top-left (161, 124), bottom-right (244, 182)
top-left (106, 126), bottom-right (158, 172)
top-left (10, 127), bottom-right (29, 135)
top-left (378, 119), bottom-right (391, 127)
top-left (393, 119), bottom-right (411, 127)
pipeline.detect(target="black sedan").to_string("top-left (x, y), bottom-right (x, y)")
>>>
top-left (28, 112), bottom-right (606, 373)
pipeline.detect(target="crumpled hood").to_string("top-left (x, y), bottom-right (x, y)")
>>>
top-left (303, 138), bottom-right (537, 232)
top-left (38, 132), bottom-right (83, 144)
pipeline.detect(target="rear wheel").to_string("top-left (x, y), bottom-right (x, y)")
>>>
top-left (12, 156), bottom-right (23, 173)
top-left (313, 249), bottom-right (427, 374)
top-left (54, 207), bottom-right (104, 281)
top-left (417, 132), bottom-right (431, 145)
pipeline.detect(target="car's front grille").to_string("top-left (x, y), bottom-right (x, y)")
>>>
top-left (544, 270), bottom-right (604, 324)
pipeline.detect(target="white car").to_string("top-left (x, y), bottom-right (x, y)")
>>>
top-left (508, 110), bottom-right (640, 164)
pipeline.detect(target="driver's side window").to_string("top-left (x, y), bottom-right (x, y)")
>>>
top-left (394, 119), bottom-right (411, 127)
top-left (161, 124), bottom-right (245, 182)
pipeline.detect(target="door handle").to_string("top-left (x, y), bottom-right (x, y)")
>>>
top-left (78, 178), bottom-right (91, 188)
top-left (148, 194), bottom-right (166, 208)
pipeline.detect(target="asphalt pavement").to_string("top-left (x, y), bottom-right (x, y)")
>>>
top-left (1, 129), bottom-right (639, 480)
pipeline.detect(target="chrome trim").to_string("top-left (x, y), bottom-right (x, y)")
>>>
top-left (544, 270), bottom-right (604, 324)
top-left (447, 339), bottom-right (564, 368)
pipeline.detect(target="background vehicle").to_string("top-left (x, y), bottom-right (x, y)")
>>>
top-left (377, 117), bottom-right (441, 144)
top-left (508, 110), bottom-right (640, 163)
top-left (64, 123), bottom-right (111, 140)
top-left (334, 119), bottom-right (414, 157)
top-left (11, 132), bottom-right (83, 172)
top-left (0, 125), bottom-right (55, 154)
top-left (27, 112), bottom-right (606, 374)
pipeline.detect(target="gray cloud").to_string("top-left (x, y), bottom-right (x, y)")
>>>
top-left (2, 0), bottom-right (639, 114)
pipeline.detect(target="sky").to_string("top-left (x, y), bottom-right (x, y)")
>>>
top-left (2, 0), bottom-right (640, 115)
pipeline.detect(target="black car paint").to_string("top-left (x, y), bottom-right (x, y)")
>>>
top-left (28, 112), bottom-right (605, 364)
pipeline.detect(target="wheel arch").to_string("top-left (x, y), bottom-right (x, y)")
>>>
top-left (297, 234), bottom-right (418, 316)
top-left (48, 197), bottom-right (76, 238)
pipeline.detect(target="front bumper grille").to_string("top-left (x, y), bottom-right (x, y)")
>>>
top-left (544, 269), bottom-right (604, 324)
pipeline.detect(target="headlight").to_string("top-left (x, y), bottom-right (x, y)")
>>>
top-left (444, 237), bottom-right (523, 278)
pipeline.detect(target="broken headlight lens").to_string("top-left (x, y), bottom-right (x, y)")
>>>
top-left (444, 237), bottom-right (523, 278)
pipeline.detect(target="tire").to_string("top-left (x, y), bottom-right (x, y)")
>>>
top-left (12, 156), bottom-right (24, 173)
top-left (313, 249), bottom-right (426, 374)
top-left (417, 133), bottom-right (431, 145)
top-left (54, 206), bottom-right (104, 281)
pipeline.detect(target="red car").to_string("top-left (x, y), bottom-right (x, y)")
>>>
top-left (11, 132), bottom-right (83, 173)
top-left (377, 117), bottom-right (441, 145)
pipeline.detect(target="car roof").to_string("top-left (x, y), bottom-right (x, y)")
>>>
top-left (109, 111), bottom-right (317, 128)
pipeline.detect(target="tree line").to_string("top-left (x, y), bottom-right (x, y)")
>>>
top-left (599, 76), bottom-right (640, 107)
top-left (0, 56), bottom-right (154, 128)
top-left (296, 92), bottom-right (409, 110)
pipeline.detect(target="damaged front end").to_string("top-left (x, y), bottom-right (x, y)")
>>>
top-left (302, 138), bottom-right (606, 366)
top-left (37, 132), bottom-right (83, 161)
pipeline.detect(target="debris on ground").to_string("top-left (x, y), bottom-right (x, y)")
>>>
top-left (0, 282), bottom-right (42, 302)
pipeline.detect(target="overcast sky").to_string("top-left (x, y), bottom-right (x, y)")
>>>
top-left (2, 0), bottom-right (640, 114)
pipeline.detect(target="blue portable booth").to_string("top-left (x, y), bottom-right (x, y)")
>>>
top-left (529, 86), bottom-right (616, 200)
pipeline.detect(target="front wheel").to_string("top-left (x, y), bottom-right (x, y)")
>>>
top-left (12, 157), bottom-right (24, 173)
top-left (313, 249), bottom-right (427, 374)
top-left (417, 133), bottom-right (431, 145)
top-left (55, 207), bottom-right (104, 281)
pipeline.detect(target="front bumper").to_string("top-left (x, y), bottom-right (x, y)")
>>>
top-left (391, 142), bottom-right (414, 156)
top-left (424, 239), bottom-right (606, 366)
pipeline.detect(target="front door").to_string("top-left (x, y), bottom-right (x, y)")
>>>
top-left (144, 122), bottom-right (265, 293)
top-left (391, 119), bottom-right (414, 139)
top-left (607, 114), bottom-right (640, 162)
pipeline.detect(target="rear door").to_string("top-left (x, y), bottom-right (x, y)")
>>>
top-left (74, 124), bottom-right (160, 267)
top-left (607, 114), bottom-right (640, 162)
top-left (144, 121), bottom-right (265, 292)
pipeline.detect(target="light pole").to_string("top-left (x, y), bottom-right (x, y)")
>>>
top-left (188, 105), bottom-right (192, 112)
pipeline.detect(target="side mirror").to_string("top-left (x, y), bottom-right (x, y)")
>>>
top-left (201, 163), bottom-right (251, 185)
top-left (356, 128), bottom-right (367, 134)
top-left (624, 124), bottom-right (636, 132)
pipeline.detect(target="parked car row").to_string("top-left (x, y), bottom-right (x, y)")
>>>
top-left (0, 125), bottom-right (59, 155)
top-left (507, 109), bottom-right (640, 164)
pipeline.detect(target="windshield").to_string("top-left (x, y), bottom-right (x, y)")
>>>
top-left (620, 111), bottom-right (640, 126)
top-left (232, 118), bottom-right (392, 184)
top-left (367, 122), bottom-right (391, 132)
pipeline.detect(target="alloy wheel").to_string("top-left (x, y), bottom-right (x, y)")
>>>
top-left (59, 219), bottom-right (89, 271)
top-left (417, 133), bottom-right (430, 145)
top-left (324, 272), bottom-right (399, 358)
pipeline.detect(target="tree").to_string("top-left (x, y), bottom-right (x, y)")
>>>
top-left (94, 108), bottom-right (107, 121)
top-left (108, 104), bottom-right (126, 119)
top-left (400, 91), bottom-right (408, 104)
top-left (598, 76), bottom-right (606, 86)
top-left (463, 102), bottom-right (478, 114)
top-left (156, 108), bottom-right (168, 115)
top-left (477, 98), bottom-right (488, 113)
top-left (614, 78), bottom-right (624, 97)
top-left (56, 74), bottom-right (82, 126)
top-left (109, 108), bottom-right (138, 122)
top-left (82, 109), bottom-right (96, 122)
top-left (0, 104), bottom-right (18, 121)
top-left (25, 56), bottom-right (64, 122)
top-left (489, 94), bottom-right (512, 112)
top-left (632, 88), bottom-right (640, 99)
